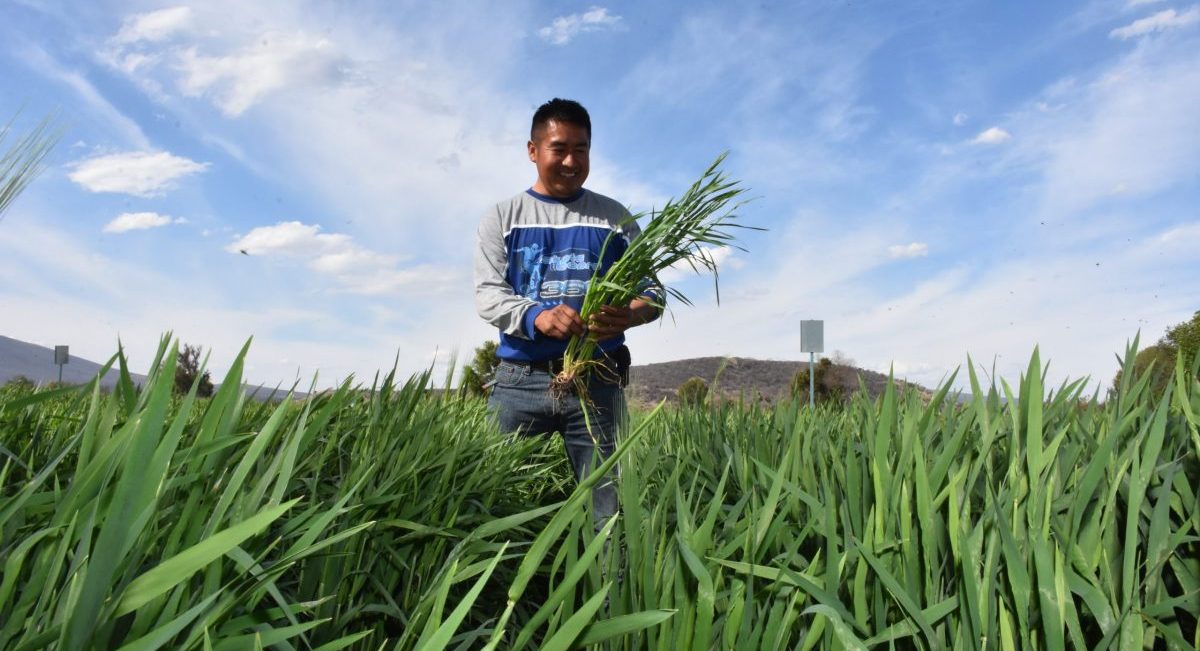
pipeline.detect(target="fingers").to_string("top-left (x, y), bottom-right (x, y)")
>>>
top-left (554, 305), bottom-right (586, 337)
top-left (535, 304), bottom-right (639, 341)
top-left (587, 305), bottom-right (633, 341)
top-left (535, 304), bottom-right (586, 339)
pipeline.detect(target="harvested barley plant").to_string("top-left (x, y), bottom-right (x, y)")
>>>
top-left (1, 336), bottom-right (1198, 650)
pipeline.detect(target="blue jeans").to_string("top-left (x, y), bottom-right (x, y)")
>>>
top-left (488, 360), bottom-right (623, 526)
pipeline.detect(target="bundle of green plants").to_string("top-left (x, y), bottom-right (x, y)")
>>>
top-left (551, 153), bottom-right (756, 396)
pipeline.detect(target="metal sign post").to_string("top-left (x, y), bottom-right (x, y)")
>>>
top-left (800, 321), bottom-right (824, 409)
top-left (54, 345), bottom-right (69, 384)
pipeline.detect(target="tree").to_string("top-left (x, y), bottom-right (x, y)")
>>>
top-left (1110, 310), bottom-right (1200, 400)
top-left (677, 376), bottom-right (709, 407)
top-left (460, 340), bottom-right (499, 397)
top-left (175, 344), bottom-right (214, 397)
top-left (1162, 310), bottom-right (1200, 367)
top-left (1111, 344), bottom-right (1175, 400)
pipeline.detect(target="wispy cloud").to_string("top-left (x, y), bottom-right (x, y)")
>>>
top-left (953, 112), bottom-right (968, 126)
top-left (1110, 6), bottom-right (1200, 39)
top-left (539, 6), bottom-right (623, 45)
top-left (103, 212), bottom-right (186, 233)
top-left (971, 126), bottom-right (1012, 144)
top-left (227, 221), bottom-right (456, 295)
top-left (18, 44), bottom-right (151, 148)
top-left (1029, 36), bottom-right (1200, 217)
top-left (111, 6), bottom-right (192, 45)
top-left (175, 33), bottom-right (348, 117)
top-left (888, 242), bottom-right (929, 259)
top-left (615, 4), bottom-right (882, 171)
top-left (100, 6), bottom-right (193, 76)
top-left (98, 5), bottom-right (350, 117)
top-left (68, 151), bottom-right (209, 197)
top-left (1157, 221), bottom-right (1200, 246)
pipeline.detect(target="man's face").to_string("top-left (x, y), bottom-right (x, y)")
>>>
top-left (528, 120), bottom-right (590, 198)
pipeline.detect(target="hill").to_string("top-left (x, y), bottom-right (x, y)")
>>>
top-left (0, 335), bottom-right (302, 400)
top-left (4, 335), bottom-right (925, 406)
top-left (0, 335), bottom-right (142, 388)
top-left (627, 356), bottom-right (927, 406)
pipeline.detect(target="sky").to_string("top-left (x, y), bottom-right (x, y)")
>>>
top-left (1, 0), bottom-right (1197, 393)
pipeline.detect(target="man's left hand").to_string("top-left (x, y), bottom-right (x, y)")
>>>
top-left (587, 300), bottom-right (657, 341)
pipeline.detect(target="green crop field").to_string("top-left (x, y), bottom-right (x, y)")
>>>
top-left (1, 337), bottom-right (1197, 650)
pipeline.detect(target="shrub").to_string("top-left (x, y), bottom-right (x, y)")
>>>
top-left (791, 357), bottom-right (845, 404)
top-left (459, 340), bottom-right (499, 397)
top-left (677, 376), bottom-right (709, 406)
top-left (4, 374), bottom-right (35, 389)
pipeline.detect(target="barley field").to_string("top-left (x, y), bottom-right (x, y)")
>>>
top-left (1, 337), bottom-right (1197, 650)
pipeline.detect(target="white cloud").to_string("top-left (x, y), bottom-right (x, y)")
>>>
top-left (227, 221), bottom-right (455, 295)
top-left (971, 126), bottom-right (1012, 145)
top-left (953, 112), bottom-right (968, 126)
top-left (1110, 6), bottom-right (1200, 39)
top-left (99, 5), bottom-right (350, 117)
top-left (103, 212), bottom-right (186, 233)
top-left (101, 7), bottom-right (193, 74)
top-left (175, 32), bottom-right (347, 117)
top-left (1128, 0), bottom-right (1166, 7)
top-left (888, 242), bottom-right (929, 259)
top-left (228, 221), bottom-right (351, 257)
top-left (68, 151), bottom-right (209, 197)
top-left (539, 6), bottom-right (623, 45)
top-left (657, 245), bottom-right (742, 283)
top-left (112, 6), bottom-right (192, 45)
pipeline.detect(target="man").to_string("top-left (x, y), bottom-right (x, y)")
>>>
top-left (474, 98), bottom-right (659, 524)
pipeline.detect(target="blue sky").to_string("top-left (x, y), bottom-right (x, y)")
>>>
top-left (1, 0), bottom-right (1197, 391)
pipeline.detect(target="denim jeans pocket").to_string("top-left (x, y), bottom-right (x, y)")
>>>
top-left (493, 361), bottom-right (526, 388)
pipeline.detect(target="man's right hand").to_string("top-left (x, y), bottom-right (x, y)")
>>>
top-left (534, 304), bottom-right (586, 340)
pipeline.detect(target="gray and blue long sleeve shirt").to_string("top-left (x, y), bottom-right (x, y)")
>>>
top-left (474, 187), bottom-right (659, 362)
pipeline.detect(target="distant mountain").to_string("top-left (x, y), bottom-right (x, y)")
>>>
top-left (4, 335), bottom-right (923, 406)
top-left (0, 335), bottom-right (142, 389)
top-left (0, 336), bottom-right (302, 400)
top-left (627, 356), bottom-right (928, 406)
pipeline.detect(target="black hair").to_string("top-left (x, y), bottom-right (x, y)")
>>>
top-left (531, 98), bottom-right (591, 140)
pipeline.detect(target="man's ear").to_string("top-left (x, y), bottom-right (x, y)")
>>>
top-left (527, 139), bottom-right (537, 162)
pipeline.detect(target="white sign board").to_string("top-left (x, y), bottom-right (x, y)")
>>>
top-left (54, 345), bottom-right (70, 365)
top-left (800, 320), bottom-right (824, 353)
